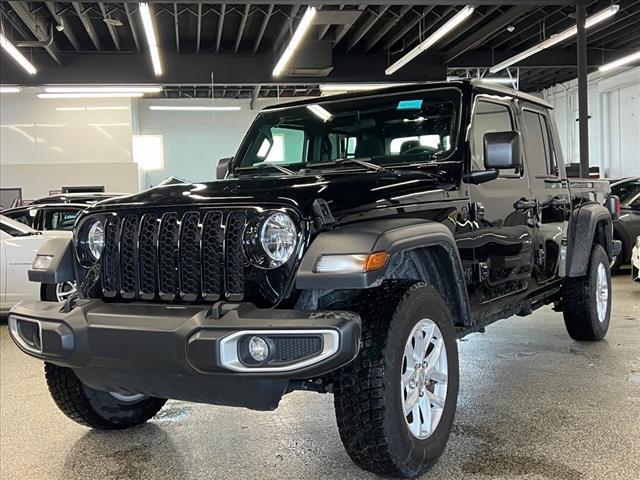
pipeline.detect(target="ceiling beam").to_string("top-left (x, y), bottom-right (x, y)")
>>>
top-left (45, 1), bottom-right (80, 50)
top-left (382, 6), bottom-right (435, 51)
top-left (254, 5), bottom-right (273, 53)
top-left (445, 5), bottom-right (532, 63)
top-left (72, 2), bottom-right (101, 50)
top-left (174, 3), bottom-right (180, 53)
top-left (234, 4), bottom-right (250, 52)
top-left (345, 6), bottom-right (390, 51)
top-left (99, 2), bottom-right (120, 50)
top-left (273, 4), bottom-right (300, 53)
top-left (124, 3), bottom-right (141, 51)
top-left (216, 3), bottom-right (225, 52)
top-left (7, 1), bottom-right (63, 65)
top-left (196, 3), bottom-right (202, 53)
top-left (364, 5), bottom-right (411, 52)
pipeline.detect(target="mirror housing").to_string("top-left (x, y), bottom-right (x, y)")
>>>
top-left (216, 157), bottom-right (232, 179)
top-left (484, 131), bottom-right (521, 170)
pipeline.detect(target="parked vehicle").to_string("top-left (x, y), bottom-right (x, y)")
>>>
top-left (2, 193), bottom-right (126, 232)
top-left (632, 236), bottom-right (640, 282)
top-left (8, 81), bottom-right (620, 478)
top-left (609, 177), bottom-right (640, 272)
top-left (0, 216), bottom-right (73, 313)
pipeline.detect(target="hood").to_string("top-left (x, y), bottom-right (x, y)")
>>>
top-left (88, 166), bottom-right (461, 220)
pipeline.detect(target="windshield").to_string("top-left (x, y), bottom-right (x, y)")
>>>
top-left (234, 88), bottom-right (460, 174)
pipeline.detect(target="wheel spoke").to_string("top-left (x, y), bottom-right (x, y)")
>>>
top-left (424, 338), bottom-right (443, 370)
top-left (418, 395), bottom-right (432, 436)
top-left (427, 368), bottom-right (448, 384)
top-left (412, 330), bottom-right (425, 364)
top-left (404, 385), bottom-right (420, 415)
top-left (426, 390), bottom-right (445, 409)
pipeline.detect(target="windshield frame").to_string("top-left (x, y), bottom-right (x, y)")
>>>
top-left (231, 86), bottom-right (464, 175)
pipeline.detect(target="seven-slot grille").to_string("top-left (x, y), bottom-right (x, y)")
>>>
top-left (101, 210), bottom-right (248, 302)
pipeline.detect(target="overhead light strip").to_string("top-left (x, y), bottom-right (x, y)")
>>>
top-left (599, 50), bottom-right (640, 72)
top-left (0, 86), bottom-right (22, 93)
top-left (148, 106), bottom-right (241, 111)
top-left (273, 6), bottom-right (317, 77)
top-left (0, 33), bottom-right (37, 75)
top-left (38, 93), bottom-right (145, 99)
top-left (44, 86), bottom-right (162, 93)
top-left (490, 5), bottom-right (619, 73)
top-left (139, 2), bottom-right (162, 76)
top-left (386, 6), bottom-right (475, 75)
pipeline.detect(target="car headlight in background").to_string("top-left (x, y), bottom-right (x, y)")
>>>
top-left (245, 211), bottom-right (298, 268)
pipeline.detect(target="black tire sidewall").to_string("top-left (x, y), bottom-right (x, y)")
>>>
top-left (381, 286), bottom-right (459, 473)
top-left (587, 245), bottom-right (612, 339)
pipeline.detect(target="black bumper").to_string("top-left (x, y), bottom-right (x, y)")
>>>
top-left (8, 299), bottom-right (361, 411)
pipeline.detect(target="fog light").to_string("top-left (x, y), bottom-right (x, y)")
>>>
top-left (248, 336), bottom-right (270, 362)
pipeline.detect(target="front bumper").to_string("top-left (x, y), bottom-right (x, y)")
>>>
top-left (8, 299), bottom-right (361, 410)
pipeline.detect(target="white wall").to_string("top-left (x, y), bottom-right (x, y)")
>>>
top-left (133, 96), bottom-right (308, 189)
top-left (0, 88), bottom-right (139, 200)
top-left (541, 67), bottom-right (640, 178)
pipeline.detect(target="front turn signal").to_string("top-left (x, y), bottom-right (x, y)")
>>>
top-left (364, 251), bottom-right (390, 272)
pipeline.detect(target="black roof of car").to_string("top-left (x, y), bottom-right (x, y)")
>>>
top-left (261, 79), bottom-right (553, 112)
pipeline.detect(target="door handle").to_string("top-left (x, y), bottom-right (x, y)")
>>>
top-left (514, 199), bottom-right (537, 211)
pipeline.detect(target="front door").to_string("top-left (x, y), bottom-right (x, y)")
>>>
top-left (467, 97), bottom-right (536, 312)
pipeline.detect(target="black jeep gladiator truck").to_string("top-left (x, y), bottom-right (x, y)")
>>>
top-left (9, 80), bottom-right (620, 478)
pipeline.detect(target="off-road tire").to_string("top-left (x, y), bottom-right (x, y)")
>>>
top-left (334, 281), bottom-right (459, 478)
top-left (562, 244), bottom-right (611, 341)
top-left (45, 363), bottom-right (166, 429)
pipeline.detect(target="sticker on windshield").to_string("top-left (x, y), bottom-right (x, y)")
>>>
top-left (397, 99), bottom-right (423, 110)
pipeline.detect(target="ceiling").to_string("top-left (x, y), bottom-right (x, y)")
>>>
top-left (0, 1), bottom-right (638, 96)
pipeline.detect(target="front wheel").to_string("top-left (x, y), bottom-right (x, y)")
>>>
top-left (45, 363), bottom-right (166, 429)
top-left (334, 282), bottom-right (459, 478)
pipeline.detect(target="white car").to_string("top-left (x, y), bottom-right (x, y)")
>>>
top-left (0, 215), bottom-right (73, 313)
top-left (632, 236), bottom-right (640, 282)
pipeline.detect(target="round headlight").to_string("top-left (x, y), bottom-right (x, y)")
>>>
top-left (259, 212), bottom-right (297, 267)
top-left (87, 220), bottom-right (105, 260)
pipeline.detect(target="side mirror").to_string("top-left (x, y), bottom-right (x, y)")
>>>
top-left (484, 131), bottom-right (521, 170)
top-left (216, 157), bottom-right (232, 179)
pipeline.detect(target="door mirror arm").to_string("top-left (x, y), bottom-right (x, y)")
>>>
top-left (463, 170), bottom-right (499, 185)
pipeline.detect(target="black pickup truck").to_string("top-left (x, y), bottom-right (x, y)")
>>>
top-left (9, 81), bottom-right (620, 478)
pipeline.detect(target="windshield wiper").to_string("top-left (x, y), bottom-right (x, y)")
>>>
top-left (238, 162), bottom-right (295, 176)
top-left (309, 157), bottom-right (391, 174)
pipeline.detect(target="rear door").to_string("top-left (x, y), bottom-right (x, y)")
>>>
top-left (520, 104), bottom-right (570, 284)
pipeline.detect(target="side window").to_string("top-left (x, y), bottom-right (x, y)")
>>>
top-left (42, 209), bottom-right (78, 231)
top-left (523, 110), bottom-right (557, 176)
top-left (4, 209), bottom-right (35, 228)
top-left (471, 101), bottom-right (514, 170)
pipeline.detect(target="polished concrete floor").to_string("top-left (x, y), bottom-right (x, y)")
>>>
top-left (1, 276), bottom-right (638, 480)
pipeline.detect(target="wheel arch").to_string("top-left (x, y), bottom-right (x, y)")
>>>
top-left (566, 203), bottom-right (614, 277)
top-left (295, 218), bottom-right (472, 327)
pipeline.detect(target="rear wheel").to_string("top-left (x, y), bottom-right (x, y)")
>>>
top-left (334, 282), bottom-right (459, 478)
top-left (562, 244), bottom-right (611, 341)
top-left (45, 363), bottom-right (166, 429)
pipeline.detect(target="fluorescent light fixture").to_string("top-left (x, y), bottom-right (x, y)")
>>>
top-left (306, 104), bottom-right (333, 122)
top-left (148, 105), bottom-right (241, 111)
top-left (272, 6), bottom-right (317, 76)
top-left (139, 3), bottom-right (162, 76)
top-left (44, 86), bottom-right (161, 93)
top-left (599, 50), bottom-right (640, 72)
top-left (132, 134), bottom-right (164, 170)
top-left (478, 78), bottom-right (514, 85)
top-left (0, 33), bottom-right (37, 75)
top-left (491, 5), bottom-right (619, 73)
top-left (386, 6), bottom-right (474, 75)
top-left (320, 83), bottom-right (405, 92)
top-left (56, 106), bottom-right (130, 111)
top-left (0, 86), bottom-right (21, 93)
top-left (38, 92), bottom-right (144, 99)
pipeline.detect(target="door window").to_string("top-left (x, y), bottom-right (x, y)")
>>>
top-left (42, 209), bottom-right (78, 231)
top-left (471, 101), bottom-right (514, 170)
top-left (523, 110), bottom-right (557, 176)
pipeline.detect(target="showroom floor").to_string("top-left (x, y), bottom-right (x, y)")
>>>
top-left (1, 276), bottom-right (638, 480)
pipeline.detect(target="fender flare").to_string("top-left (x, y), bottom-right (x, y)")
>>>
top-left (566, 203), bottom-right (613, 277)
top-left (295, 218), bottom-right (472, 327)
top-left (28, 237), bottom-right (75, 284)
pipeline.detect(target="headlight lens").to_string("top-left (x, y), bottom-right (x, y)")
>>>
top-left (259, 212), bottom-right (297, 267)
top-left (87, 220), bottom-right (105, 260)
